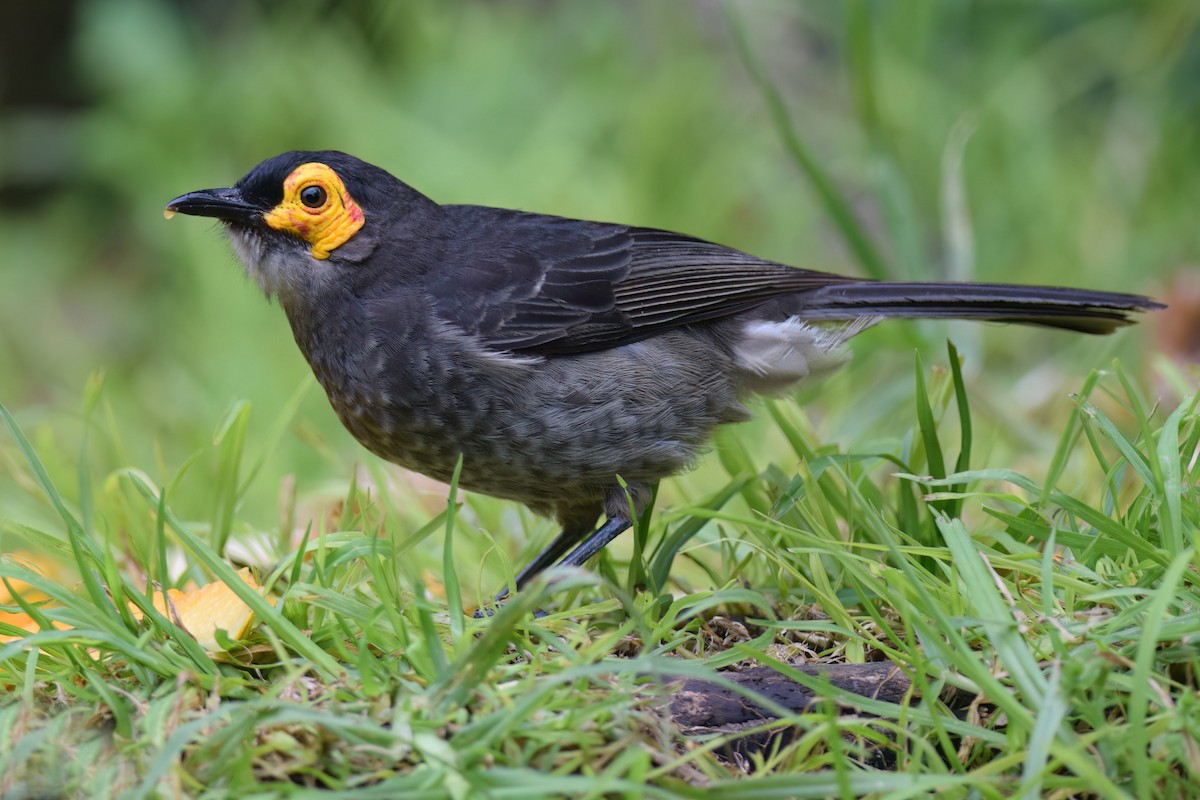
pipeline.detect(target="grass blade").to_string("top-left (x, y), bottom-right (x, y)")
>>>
top-left (725, 3), bottom-right (890, 281)
top-left (947, 340), bottom-right (973, 517)
top-left (0, 402), bottom-right (111, 616)
top-left (443, 455), bottom-right (465, 640)
top-left (210, 401), bottom-right (251, 556)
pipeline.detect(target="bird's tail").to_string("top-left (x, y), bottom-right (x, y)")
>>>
top-left (794, 282), bottom-right (1163, 335)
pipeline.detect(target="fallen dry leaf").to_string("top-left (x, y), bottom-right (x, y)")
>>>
top-left (138, 568), bottom-right (270, 652)
top-left (0, 562), bottom-right (270, 653)
top-left (0, 551), bottom-right (75, 643)
top-left (0, 610), bottom-right (69, 643)
top-left (0, 551), bottom-right (76, 605)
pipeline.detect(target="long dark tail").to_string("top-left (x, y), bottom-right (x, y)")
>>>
top-left (796, 282), bottom-right (1163, 335)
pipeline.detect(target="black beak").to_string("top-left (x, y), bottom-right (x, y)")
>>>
top-left (164, 187), bottom-right (265, 225)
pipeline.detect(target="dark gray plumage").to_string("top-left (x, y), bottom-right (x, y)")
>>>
top-left (166, 150), bottom-right (1162, 600)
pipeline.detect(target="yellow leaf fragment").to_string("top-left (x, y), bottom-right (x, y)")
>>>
top-left (144, 568), bottom-right (269, 652)
top-left (0, 551), bottom-right (75, 605)
top-left (0, 610), bottom-right (69, 643)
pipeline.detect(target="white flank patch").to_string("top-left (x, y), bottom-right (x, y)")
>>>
top-left (733, 316), bottom-right (879, 391)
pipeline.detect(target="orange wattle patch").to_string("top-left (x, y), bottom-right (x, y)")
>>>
top-left (263, 162), bottom-right (365, 259)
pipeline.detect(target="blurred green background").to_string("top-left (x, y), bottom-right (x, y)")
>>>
top-left (1, 1), bottom-right (1195, 579)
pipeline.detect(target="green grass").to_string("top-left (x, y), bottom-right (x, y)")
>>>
top-left (1, 357), bottom-right (1196, 798)
top-left (3, 2), bottom-right (1198, 797)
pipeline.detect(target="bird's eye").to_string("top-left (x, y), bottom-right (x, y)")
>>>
top-left (300, 185), bottom-right (327, 208)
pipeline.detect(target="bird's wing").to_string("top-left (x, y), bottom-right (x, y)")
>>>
top-left (430, 207), bottom-right (854, 355)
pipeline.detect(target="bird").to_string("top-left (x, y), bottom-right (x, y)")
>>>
top-left (165, 150), bottom-right (1162, 604)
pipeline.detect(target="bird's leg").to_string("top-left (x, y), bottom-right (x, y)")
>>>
top-left (556, 482), bottom-right (652, 570)
top-left (512, 524), bottom-right (592, 591)
top-left (482, 485), bottom-right (650, 611)
top-left (484, 512), bottom-right (599, 608)
top-left (555, 516), bottom-right (632, 570)
top-left (487, 515), bottom-right (632, 609)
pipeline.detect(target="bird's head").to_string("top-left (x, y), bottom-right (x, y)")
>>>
top-left (166, 151), bottom-right (441, 303)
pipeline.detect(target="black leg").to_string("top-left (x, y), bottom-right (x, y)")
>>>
top-left (483, 522), bottom-right (593, 609)
top-left (513, 528), bottom-right (588, 590)
top-left (484, 516), bottom-right (631, 611)
top-left (557, 516), bottom-right (632, 569)
top-left (477, 486), bottom-right (646, 615)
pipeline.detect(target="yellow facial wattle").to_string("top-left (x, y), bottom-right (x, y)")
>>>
top-left (263, 163), bottom-right (365, 259)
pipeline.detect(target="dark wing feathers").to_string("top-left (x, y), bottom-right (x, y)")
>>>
top-left (433, 207), bottom-right (852, 354)
top-left (615, 255), bottom-right (850, 328)
top-left (431, 206), bottom-right (1160, 355)
top-left (430, 211), bottom-right (631, 350)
